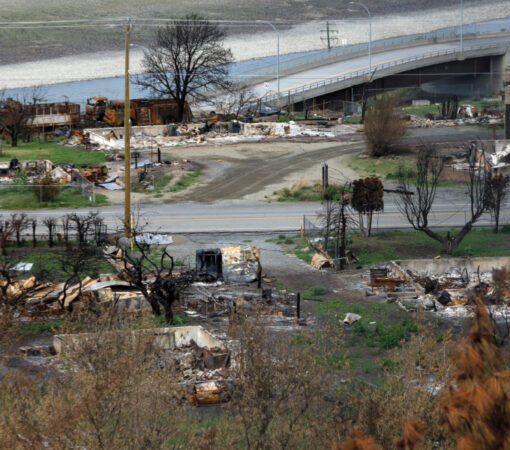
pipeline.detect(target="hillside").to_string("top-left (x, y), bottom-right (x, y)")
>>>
top-left (0, 0), bottom-right (495, 65)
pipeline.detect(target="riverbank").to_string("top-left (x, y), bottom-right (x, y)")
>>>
top-left (0, 2), bottom-right (509, 90)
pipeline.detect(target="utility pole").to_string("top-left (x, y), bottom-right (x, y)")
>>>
top-left (321, 21), bottom-right (339, 51)
top-left (460, 0), bottom-right (464, 55)
top-left (124, 18), bottom-right (132, 237)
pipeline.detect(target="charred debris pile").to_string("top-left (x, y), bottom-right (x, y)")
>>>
top-left (365, 256), bottom-right (510, 319)
top-left (13, 244), bottom-right (308, 407)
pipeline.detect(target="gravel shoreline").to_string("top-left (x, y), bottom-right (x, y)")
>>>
top-left (0, 2), bottom-right (509, 90)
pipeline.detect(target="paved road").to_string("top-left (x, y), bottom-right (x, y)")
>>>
top-left (5, 196), bottom-right (509, 233)
top-left (253, 35), bottom-right (510, 97)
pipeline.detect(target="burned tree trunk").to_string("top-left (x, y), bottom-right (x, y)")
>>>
top-left (396, 144), bottom-right (491, 252)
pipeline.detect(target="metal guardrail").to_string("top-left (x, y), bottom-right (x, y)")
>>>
top-left (238, 17), bottom-right (510, 80)
top-left (261, 42), bottom-right (506, 104)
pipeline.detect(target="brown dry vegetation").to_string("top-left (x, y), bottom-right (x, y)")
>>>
top-left (364, 94), bottom-right (407, 157)
top-left (1, 280), bottom-right (510, 448)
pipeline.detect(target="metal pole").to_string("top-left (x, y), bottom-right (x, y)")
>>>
top-left (349, 2), bottom-right (372, 74)
top-left (460, 0), bottom-right (464, 55)
top-left (257, 20), bottom-right (280, 107)
top-left (124, 19), bottom-right (132, 237)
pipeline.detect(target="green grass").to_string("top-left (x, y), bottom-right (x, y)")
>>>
top-left (167, 169), bottom-right (201, 193)
top-left (272, 229), bottom-right (510, 270)
top-left (133, 174), bottom-right (174, 194)
top-left (0, 186), bottom-right (108, 209)
top-left (147, 313), bottom-right (191, 327)
top-left (342, 116), bottom-right (362, 124)
top-left (16, 319), bottom-right (64, 336)
top-left (352, 228), bottom-right (510, 265)
top-left (348, 154), bottom-right (466, 187)
top-left (303, 285), bottom-right (325, 298)
top-left (10, 249), bottom-right (115, 282)
top-left (268, 234), bottom-right (315, 263)
top-left (348, 154), bottom-right (416, 179)
top-left (0, 139), bottom-right (106, 165)
top-left (401, 104), bottom-right (440, 117)
top-left (319, 297), bottom-right (417, 350)
top-left (275, 183), bottom-right (349, 202)
top-left (401, 97), bottom-right (504, 118)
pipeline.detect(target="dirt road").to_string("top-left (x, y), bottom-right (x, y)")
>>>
top-left (179, 142), bottom-right (363, 202)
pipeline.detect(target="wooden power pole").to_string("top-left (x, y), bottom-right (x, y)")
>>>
top-left (124, 19), bottom-right (132, 237)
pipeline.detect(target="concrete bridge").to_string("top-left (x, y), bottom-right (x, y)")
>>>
top-left (248, 34), bottom-right (510, 109)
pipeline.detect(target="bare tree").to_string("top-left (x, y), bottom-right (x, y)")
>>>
top-left (0, 88), bottom-right (45, 147)
top-left (222, 83), bottom-right (256, 119)
top-left (0, 217), bottom-right (15, 255)
top-left (319, 185), bottom-right (358, 269)
top-left (30, 219), bottom-right (37, 247)
top-left (332, 185), bottom-right (357, 270)
top-left (57, 245), bottom-right (103, 311)
top-left (43, 217), bottom-right (57, 247)
top-left (320, 196), bottom-right (336, 256)
top-left (396, 144), bottom-right (491, 252)
top-left (10, 213), bottom-right (28, 247)
top-left (67, 212), bottom-right (101, 247)
top-left (137, 14), bottom-right (233, 122)
top-left (115, 227), bottom-right (194, 323)
top-left (486, 173), bottom-right (508, 233)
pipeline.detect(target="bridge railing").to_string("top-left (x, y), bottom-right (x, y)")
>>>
top-left (261, 42), bottom-right (505, 105)
top-left (238, 16), bottom-right (510, 81)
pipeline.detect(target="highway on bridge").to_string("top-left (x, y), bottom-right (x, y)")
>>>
top-left (252, 35), bottom-right (510, 100)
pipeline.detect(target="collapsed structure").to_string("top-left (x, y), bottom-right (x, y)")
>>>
top-left (366, 256), bottom-right (510, 319)
top-left (13, 243), bottom-right (305, 406)
top-left (78, 121), bottom-right (339, 152)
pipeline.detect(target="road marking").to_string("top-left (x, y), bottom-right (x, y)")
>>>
top-left (99, 208), bottom-right (509, 225)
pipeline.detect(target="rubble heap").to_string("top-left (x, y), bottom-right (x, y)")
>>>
top-left (365, 257), bottom-right (510, 319)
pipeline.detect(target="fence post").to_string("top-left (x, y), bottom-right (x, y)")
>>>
top-left (93, 185), bottom-right (95, 204)
top-left (39, 185), bottom-right (42, 203)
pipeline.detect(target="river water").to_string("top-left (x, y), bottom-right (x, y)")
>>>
top-left (1, 15), bottom-right (509, 108)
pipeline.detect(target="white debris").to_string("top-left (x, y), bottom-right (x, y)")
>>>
top-left (11, 262), bottom-right (34, 272)
top-left (343, 313), bottom-right (362, 325)
top-left (134, 233), bottom-right (173, 245)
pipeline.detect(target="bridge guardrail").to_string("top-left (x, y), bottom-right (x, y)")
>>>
top-left (240, 17), bottom-right (510, 80)
top-left (260, 42), bottom-right (505, 104)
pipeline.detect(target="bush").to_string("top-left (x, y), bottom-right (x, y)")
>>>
top-left (33, 175), bottom-right (60, 202)
top-left (364, 94), bottom-right (406, 157)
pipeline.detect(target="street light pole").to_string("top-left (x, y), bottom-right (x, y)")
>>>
top-left (124, 18), bottom-right (132, 237)
top-left (460, 0), bottom-right (464, 55)
top-left (349, 2), bottom-right (372, 75)
top-left (257, 20), bottom-right (280, 107)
